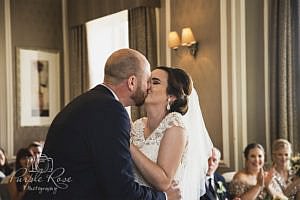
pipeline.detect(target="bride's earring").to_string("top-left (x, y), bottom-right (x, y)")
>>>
top-left (167, 97), bottom-right (171, 111)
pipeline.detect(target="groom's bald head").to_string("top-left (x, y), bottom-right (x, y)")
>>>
top-left (104, 48), bottom-right (149, 85)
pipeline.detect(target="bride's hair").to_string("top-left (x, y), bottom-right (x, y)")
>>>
top-left (155, 66), bottom-right (192, 115)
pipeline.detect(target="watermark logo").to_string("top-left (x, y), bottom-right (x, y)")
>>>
top-left (11, 154), bottom-right (72, 195)
top-left (30, 154), bottom-right (53, 173)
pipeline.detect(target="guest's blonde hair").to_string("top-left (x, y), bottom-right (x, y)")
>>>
top-left (272, 138), bottom-right (292, 154)
top-left (271, 139), bottom-right (292, 164)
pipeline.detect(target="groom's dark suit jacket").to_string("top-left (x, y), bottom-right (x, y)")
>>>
top-left (23, 85), bottom-right (165, 200)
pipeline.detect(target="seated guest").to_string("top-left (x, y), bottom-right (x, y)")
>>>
top-left (201, 147), bottom-right (229, 200)
top-left (0, 147), bottom-right (13, 180)
top-left (7, 148), bottom-right (33, 200)
top-left (267, 139), bottom-right (300, 200)
top-left (27, 141), bottom-right (42, 166)
top-left (229, 143), bottom-right (273, 199)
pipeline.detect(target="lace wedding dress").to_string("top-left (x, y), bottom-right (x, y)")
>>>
top-left (131, 112), bottom-right (187, 187)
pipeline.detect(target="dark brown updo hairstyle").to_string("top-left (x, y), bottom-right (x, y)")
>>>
top-left (243, 143), bottom-right (265, 160)
top-left (155, 66), bottom-right (192, 115)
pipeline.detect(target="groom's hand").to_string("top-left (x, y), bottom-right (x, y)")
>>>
top-left (165, 180), bottom-right (181, 200)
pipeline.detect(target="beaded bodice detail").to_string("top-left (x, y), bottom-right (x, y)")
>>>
top-left (131, 112), bottom-right (187, 187)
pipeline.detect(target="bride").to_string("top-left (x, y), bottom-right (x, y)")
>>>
top-left (130, 66), bottom-right (213, 199)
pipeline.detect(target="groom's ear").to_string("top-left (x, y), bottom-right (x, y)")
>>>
top-left (127, 75), bottom-right (137, 92)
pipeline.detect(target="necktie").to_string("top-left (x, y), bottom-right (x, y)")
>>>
top-left (208, 178), bottom-right (216, 198)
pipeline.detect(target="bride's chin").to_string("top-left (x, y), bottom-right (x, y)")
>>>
top-left (144, 100), bottom-right (152, 106)
top-left (145, 95), bottom-right (154, 102)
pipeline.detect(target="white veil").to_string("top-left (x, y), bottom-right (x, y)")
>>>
top-left (181, 87), bottom-right (213, 199)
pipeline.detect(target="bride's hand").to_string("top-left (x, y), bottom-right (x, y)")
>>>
top-left (165, 180), bottom-right (181, 200)
top-left (130, 143), bottom-right (138, 154)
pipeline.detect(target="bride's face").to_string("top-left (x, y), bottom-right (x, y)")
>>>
top-left (145, 69), bottom-right (169, 107)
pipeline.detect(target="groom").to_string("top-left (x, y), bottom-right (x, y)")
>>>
top-left (23, 49), bottom-right (180, 200)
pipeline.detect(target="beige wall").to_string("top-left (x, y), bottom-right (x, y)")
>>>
top-left (171, 0), bottom-right (222, 151)
top-left (163, 0), bottom-right (268, 171)
top-left (245, 0), bottom-right (267, 147)
top-left (168, 0), bottom-right (223, 163)
top-left (10, 0), bottom-right (64, 153)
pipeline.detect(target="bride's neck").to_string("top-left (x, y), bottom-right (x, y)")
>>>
top-left (146, 106), bottom-right (167, 132)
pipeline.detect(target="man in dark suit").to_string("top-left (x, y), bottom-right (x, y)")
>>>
top-left (23, 49), bottom-right (180, 200)
top-left (200, 147), bottom-right (229, 200)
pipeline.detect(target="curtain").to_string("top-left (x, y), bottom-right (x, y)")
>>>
top-left (269, 0), bottom-right (300, 152)
top-left (69, 25), bottom-right (89, 100)
top-left (128, 7), bottom-right (158, 121)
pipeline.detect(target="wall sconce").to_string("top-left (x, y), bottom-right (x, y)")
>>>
top-left (168, 27), bottom-right (198, 57)
top-left (168, 31), bottom-right (181, 50)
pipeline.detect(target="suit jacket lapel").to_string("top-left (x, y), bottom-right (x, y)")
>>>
top-left (214, 179), bottom-right (226, 200)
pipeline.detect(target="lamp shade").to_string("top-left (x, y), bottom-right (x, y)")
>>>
top-left (168, 31), bottom-right (181, 49)
top-left (181, 27), bottom-right (196, 46)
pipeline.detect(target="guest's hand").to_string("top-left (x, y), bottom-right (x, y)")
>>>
top-left (291, 175), bottom-right (300, 182)
top-left (165, 180), bottom-right (181, 200)
top-left (291, 176), bottom-right (300, 190)
top-left (257, 168), bottom-right (264, 187)
top-left (263, 168), bottom-right (274, 187)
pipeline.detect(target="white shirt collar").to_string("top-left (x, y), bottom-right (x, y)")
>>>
top-left (206, 175), bottom-right (214, 186)
top-left (206, 175), bottom-right (214, 180)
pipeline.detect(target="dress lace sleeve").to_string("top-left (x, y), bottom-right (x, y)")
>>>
top-left (163, 112), bottom-right (185, 130)
top-left (130, 118), bottom-right (145, 147)
top-left (130, 112), bottom-right (185, 148)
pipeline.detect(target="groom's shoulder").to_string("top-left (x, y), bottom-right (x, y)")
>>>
top-left (80, 85), bottom-right (122, 107)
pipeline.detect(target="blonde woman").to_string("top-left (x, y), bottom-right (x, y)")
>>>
top-left (268, 139), bottom-right (300, 200)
